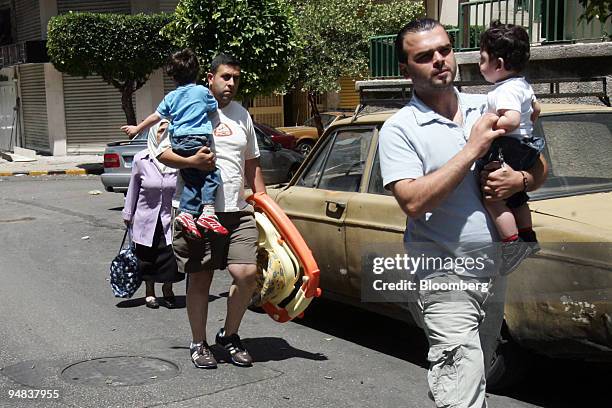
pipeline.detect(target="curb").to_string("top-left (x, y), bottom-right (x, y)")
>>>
top-left (0, 168), bottom-right (102, 177)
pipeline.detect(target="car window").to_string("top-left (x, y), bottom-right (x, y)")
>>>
top-left (296, 137), bottom-right (333, 188)
top-left (313, 127), bottom-right (374, 192)
top-left (304, 113), bottom-right (335, 129)
top-left (535, 112), bottom-right (612, 197)
top-left (368, 149), bottom-right (393, 196)
top-left (255, 127), bottom-right (275, 149)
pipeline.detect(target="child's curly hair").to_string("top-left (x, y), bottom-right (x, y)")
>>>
top-left (480, 20), bottom-right (530, 72)
top-left (166, 48), bottom-right (200, 86)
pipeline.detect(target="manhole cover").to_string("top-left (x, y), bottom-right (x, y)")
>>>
top-left (60, 356), bottom-right (179, 386)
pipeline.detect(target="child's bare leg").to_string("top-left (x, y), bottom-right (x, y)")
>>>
top-left (485, 200), bottom-right (519, 241)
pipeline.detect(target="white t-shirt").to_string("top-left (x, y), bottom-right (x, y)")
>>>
top-left (487, 76), bottom-right (535, 139)
top-left (151, 101), bottom-right (260, 212)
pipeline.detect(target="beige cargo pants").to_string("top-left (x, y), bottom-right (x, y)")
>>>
top-left (409, 274), bottom-right (508, 408)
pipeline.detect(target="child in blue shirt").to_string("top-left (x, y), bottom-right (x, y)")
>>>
top-left (122, 48), bottom-right (227, 238)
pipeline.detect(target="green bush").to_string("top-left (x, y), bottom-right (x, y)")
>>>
top-left (47, 12), bottom-right (175, 124)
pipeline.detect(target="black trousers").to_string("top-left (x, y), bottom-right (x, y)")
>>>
top-left (134, 217), bottom-right (183, 283)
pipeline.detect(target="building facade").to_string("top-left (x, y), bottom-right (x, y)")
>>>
top-left (0, 0), bottom-right (356, 155)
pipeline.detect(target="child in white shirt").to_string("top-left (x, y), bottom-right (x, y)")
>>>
top-left (478, 21), bottom-right (545, 274)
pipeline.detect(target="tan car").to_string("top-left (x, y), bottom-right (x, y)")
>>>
top-left (277, 111), bottom-right (351, 156)
top-left (268, 103), bottom-right (612, 388)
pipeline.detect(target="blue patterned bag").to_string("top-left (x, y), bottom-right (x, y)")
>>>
top-left (109, 229), bottom-right (141, 298)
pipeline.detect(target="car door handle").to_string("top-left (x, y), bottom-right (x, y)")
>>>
top-left (325, 200), bottom-right (347, 217)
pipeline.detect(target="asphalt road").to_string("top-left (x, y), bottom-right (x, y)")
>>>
top-left (0, 175), bottom-right (609, 408)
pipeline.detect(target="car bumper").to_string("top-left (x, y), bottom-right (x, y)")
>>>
top-left (100, 172), bottom-right (130, 193)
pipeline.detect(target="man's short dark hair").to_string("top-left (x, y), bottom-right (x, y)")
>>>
top-left (210, 53), bottom-right (240, 74)
top-left (166, 48), bottom-right (199, 85)
top-left (395, 18), bottom-right (447, 64)
top-left (480, 21), bottom-right (530, 72)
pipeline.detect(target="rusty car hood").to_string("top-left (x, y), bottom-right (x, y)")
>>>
top-left (530, 192), bottom-right (612, 232)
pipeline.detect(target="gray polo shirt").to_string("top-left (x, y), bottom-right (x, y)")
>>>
top-left (378, 89), bottom-right (500, 277)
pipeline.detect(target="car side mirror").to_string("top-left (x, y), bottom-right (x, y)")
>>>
top-left (273, 142), bottom-right (282, 151)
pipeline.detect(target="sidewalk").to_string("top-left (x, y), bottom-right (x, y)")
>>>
top-left (0, 154), bottom-right (104, 176)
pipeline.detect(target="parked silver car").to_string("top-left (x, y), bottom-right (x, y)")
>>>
top-left (101, 126), bottom-right (303, 193)
top-left (100, 131), bottom-right (148, 194)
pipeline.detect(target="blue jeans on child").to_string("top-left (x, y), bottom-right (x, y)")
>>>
top-left (171, 134), bottom-right (221, 216)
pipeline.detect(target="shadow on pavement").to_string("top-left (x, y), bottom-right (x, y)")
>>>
top-left (492, 355), bottom-right (612, 407)
top-left (294, 297), bottom-right (429, 370)
top-left (115, 294), bottom-right (220, 309)
top-left (169, 337), bottom-right (327, 365)
top-left (77, 163), bottom-right (103, 175)
top-left (241, 337), bottom-right (328, 363)
top-left (294, 298), bottom-right (611, 406)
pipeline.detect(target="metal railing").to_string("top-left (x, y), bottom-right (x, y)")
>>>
top-left (369, 35), bottom-right (400, 78)
top-left (458, 0), bottom-right (611, 49)
top-left (0, 42), bottom-right (26, 69)
top-left (369, 0), bottom-right (611, 77)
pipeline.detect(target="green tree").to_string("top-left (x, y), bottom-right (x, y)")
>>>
top-left (289, 0), bottom-right (424, 135)
top-left (161, 0), bottom-right (298, 102)
top-left (47, 12), bottom-right (174, 125)
top-left (578, 0), bottom-right (612, 23)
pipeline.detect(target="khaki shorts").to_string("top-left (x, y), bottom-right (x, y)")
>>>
top-left (172, 209), bottom-right (258, 274)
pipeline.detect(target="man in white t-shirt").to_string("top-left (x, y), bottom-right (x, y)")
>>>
top-left (154, 54), bottom-right (266, 369)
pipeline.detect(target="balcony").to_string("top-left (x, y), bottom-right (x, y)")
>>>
top-left (0, 41), bottom-right (48, 69)
top-left (369, 0), bottom-right (611, 78)
top-left (0, 43), bottom-right (26, 69)
top-left (456, 0), bottom-right (611, 49)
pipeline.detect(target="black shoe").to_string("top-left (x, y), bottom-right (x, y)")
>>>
top-left (215, 329), bottom-right (253, 367)
top-left (190, 342), bottom-right (217, 369)
top-left (519, 229), bottom-right (541, 253)
top-left (501, 238), bottom-right (536, 275)
top-left (145, 297), bottom-right (159, 309)
top-left (161, 285), bottom-right (176, 309)
top-left (163, 296), bottom-right (177, 309)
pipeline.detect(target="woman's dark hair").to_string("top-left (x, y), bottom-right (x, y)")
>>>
top-left (480, 21), bottom-right (530, 72)
top-left (166, 48), bottom-right (200, 85)
top-left (394, 18), bottom-right (447, 64)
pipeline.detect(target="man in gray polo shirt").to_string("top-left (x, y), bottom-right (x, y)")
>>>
top-left (378, 19), bottom-right (547, 407)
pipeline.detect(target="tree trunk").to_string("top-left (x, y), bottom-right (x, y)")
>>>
top-left (307, 91), bottom-right (324, 137)
top-left (121, 81), bottom-right (137, 126)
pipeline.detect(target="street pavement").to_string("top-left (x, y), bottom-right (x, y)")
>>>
top-left (0, 175), bottom-right (609, 408)
top-left (0, 154), bottom-right (103, 176)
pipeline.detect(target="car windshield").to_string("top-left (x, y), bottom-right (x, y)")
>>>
top-left (532, 112), bottom-right (612, 199)
top-left (304, 113), bottom-right (336, 129)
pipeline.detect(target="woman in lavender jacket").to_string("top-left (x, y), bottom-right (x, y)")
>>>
top-left (122, 121), bottom-right (183, 308)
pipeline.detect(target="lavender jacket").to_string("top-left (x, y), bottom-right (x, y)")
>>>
top-left (122, 149), bottom-right (177, 247)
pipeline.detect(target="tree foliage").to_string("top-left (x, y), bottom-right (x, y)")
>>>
top-left (578, 0), bottom-right (612, 23)
top-left (288, 0), bottom-right (424, 134)
top-left (47, 12), bottom-right (175, 125)
top-left (289, 0), bottom-right (424, 94)
top-left (162, 0), bottom-right (298, 100)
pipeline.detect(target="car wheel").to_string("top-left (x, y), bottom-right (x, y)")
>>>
top-left (296, 140), bottom-right (314, 157)
top-left (486, 323), bottom-right (531, 391)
